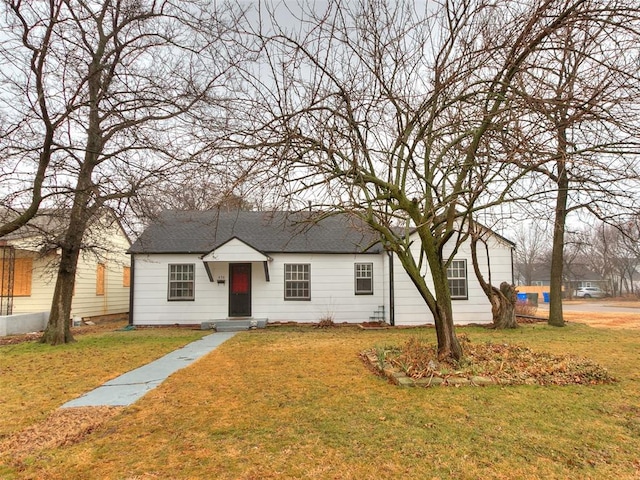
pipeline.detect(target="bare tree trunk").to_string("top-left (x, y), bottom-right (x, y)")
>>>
top-left (548, 122), bottom-right (569, 327)
top-left (41, 246), bottom-right (79, 345)
top-left (492, 282), bottom-right (518, 328)
top-left (41, 163), bottom-right (96, 345)
top-left (470, 236), bottom-right (517, 328)
top-left (431, 271), bottom-right (463, 361)
top-left (423, 251), bottom-right (462, 360)
top-left (394, 246), bottom-right (462, 361)
top-left (435, 305), bottom-right (462, 360)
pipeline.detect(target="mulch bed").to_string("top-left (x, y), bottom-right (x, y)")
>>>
top-left (363, 335), bottom-right (616, 388)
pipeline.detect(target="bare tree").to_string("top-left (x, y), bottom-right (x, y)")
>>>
top-left (615, 219), bottom-right (640, 295)
top-left (586, 219), bottom-right (640, 296)
top-left (512, 222), bottom-right (551, 285)
top-left (509, 2), bottom-right (640, 326)
top-left (562, 228), bottom-right (590, 296)
top-left (0, 1), bottom-right (70, 235)
top-left (0, 0), bottom-right (245, 344)
top-left (233, 0), bottom-right (617, 360)
top-left (127, 167), bottom-right (259, 230)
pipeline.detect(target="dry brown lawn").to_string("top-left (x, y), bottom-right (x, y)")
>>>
top-left (2, 308), bottom-right (640, 479)
top-left (565, 311), bottom-right (640, 329)
top-left (535, 304), bottom-right (640, 329)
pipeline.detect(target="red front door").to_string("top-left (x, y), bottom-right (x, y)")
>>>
top-left (229, 263), bottom-right (251, 317)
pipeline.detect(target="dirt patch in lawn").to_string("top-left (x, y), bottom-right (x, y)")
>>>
top-left (1, 407), bottom-right (122, 459)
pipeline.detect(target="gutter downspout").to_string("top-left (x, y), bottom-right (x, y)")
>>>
top-left (128, 255), bottom-right (135, 326)
top-left (388, 250), bottom-right (395, 326)
top-left (510, 247), bottom-right (515, 285)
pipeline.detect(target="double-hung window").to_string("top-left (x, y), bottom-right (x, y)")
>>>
top-left (284, 264), bottom-right (310, 300)
top-left (447, 259), bottom-right (468, 300)
top-left (168, 264), bottom-right (195, 301)
top-left (354, 263), bottom-right (373, 295)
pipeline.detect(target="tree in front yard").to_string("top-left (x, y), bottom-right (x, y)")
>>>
top-left (233, 0), bottom-right (625, 360)
top-left (0, 0), bottom-right (245, 344)
top-left (506, 3), bottom-right (640, 326)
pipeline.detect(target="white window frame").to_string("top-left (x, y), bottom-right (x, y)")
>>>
top-left (168, 263), bottom-right (195, 301)
top-left (284, 264), bottom-right (310, 300)
top-left (354, 262), bottom-right (373, 295)
top-left (447, 259), bottom-right (468, 300)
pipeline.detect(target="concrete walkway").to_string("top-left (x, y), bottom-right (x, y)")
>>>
top-left (61, 332), bottom-right (237, 408)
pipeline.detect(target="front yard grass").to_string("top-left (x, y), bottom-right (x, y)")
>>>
top-left (2, 323), bottom-right (640, 479)
top-left (0, 325), bottom-right (208, 440)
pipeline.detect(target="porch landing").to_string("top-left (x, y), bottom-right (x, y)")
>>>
top-left (201, 318), bottom-right (268, 332)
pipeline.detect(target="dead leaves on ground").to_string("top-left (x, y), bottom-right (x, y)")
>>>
top-left (378, 336), bottom-right (616, 386)
top-left (0, 406), bottom-right (122, 459)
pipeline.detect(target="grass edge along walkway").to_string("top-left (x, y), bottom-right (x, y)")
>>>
top-left (61, 332), bottom-right (237, 407)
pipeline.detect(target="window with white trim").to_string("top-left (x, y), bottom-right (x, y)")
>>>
top-left (168, 264), bottom-right (195, 301)
top-left (355, 263), bottom-right (373, 295)
top-left (284, 264), bottom-right (310, 300)
top-left (447, 259), bottom-right (468, 300)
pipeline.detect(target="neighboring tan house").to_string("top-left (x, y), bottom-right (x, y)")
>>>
top-left (0, 211), bottom-right (131, 319)
top-left (128, 210), bottom-right (514, 328)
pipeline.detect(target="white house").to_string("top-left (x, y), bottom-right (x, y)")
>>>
top-left (0, 211), bottom-right (131, 320)
top-left (127, 210), bottom-right (514, 328)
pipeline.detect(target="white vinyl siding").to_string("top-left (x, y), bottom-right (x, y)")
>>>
top-left (284, 263), bottom-right (310, 300)
top-left (131, 229), bottom-right (513, 327)
top-left (355, 263), bottom-right (373, 294)
top-left (392, 232), bottom-right (513, 326)
top-left (132, 253), bottom-right (386, 325)
top-left (168, 264), bottom-right (195, 300)
top-left (447, 259), bottom-right (468, 299)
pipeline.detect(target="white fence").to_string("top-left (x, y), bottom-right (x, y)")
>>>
top-left (0, 312), bottom-right (49, 337)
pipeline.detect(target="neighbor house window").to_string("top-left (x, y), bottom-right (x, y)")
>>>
top-left (1, 257), bottom-right (33, 297)
top-left (123, 266), bottom-right (131, 287)
top-left (447, 259), bottom-right (468, 300)
top-left (355, 263), bottom-right (373, 295)
top-left (168, 264), bottom-right (195, 301)
top-left (284, 264), bottom-right (310, 300)
top-left (96, 263), bottom-right (106, 296)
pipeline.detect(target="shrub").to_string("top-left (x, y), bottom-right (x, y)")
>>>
top-left (315, 315), bottom-right (335, 328)
top-left (515, 300), bottom-right (538, 317)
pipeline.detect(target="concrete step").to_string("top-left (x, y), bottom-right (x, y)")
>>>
top-left (201, 319), bottom-right (268, 332)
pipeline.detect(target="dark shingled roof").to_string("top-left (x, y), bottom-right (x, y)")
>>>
top-left (128, 210), bottom-right (384, 255)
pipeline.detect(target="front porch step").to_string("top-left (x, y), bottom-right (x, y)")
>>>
top-left (201, 319), bottom-right (268, 332)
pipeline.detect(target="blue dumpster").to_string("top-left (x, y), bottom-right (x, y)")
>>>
top-left (516, 293), bottom-right (527, 302)
top-left (543, 292), bottom-right (550, 303)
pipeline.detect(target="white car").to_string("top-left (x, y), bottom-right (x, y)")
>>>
top-left (574, 286), bottom-right (607, 299)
